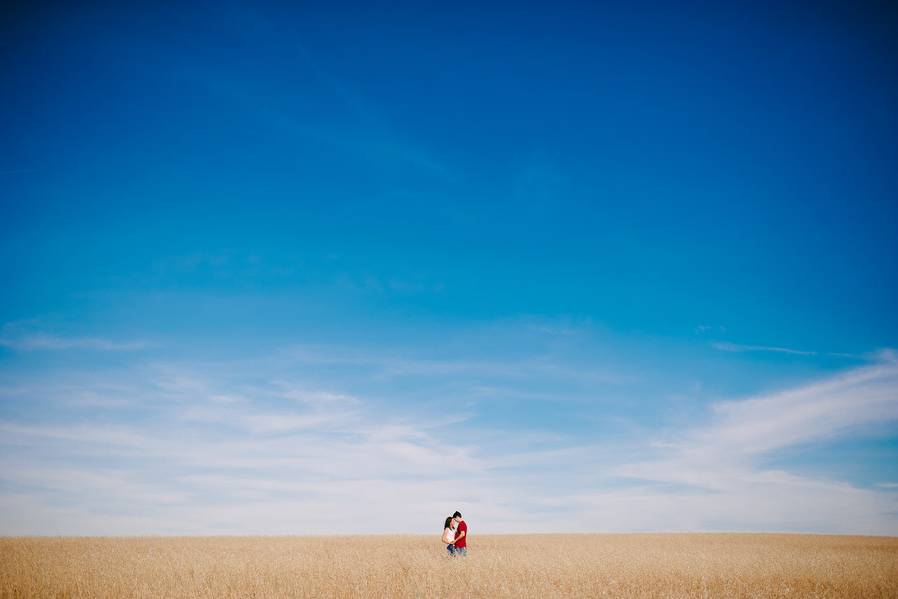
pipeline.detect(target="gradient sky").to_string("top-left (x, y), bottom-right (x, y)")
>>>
top-left (1, 1), bottom-right (897, 535)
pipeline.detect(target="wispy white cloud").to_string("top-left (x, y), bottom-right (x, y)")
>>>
top-left (278, 342), bottom-right (633, 386)
top-left (608, 353), bottom-right (898, 533)
top-left (1, 335), bottom-right (896, 535)
top-left (698, 359), bottom-right (898, 453)
top-left (695, 324), bottom-right (727, 335)
top-left (0, 321), bottom-right (149, 352)
top-left (710, 340), bottom-right (866, 360)
top-left (0, 364), bottom-right (495, 534)
top-left (0, 333), bottom-right (149, 351)
top-left (179, 404), bottom-right (356, 435)
top-left (711, 341), bottom-right (818, 356)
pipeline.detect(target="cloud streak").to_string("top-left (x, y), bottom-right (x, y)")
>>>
top-left (0, 321), bottom-right (149, 352)
top-left (711, 341), bottom-right (818, 356)
top-left (710, 341), bottom-right (863, 359)
top-left (0, 333), bottom-right (149, 352)
top-left (0, 334), bottom-right (896, 535)
top-left (609, 353), bottom-right (898, 533)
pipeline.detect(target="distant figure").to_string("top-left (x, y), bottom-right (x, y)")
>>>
top-left (452, 511), bottom-right (467, 556)
top-left (442, 516), bottom-right (458, 556)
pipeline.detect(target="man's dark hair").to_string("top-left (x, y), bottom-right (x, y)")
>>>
top-left (453, 511), bottom-right (462, 518)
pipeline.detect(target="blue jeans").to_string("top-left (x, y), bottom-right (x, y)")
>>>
top-left (446, 544), bottom-right (456, 556)
top-left (454, 546), bottom-right (467, 556)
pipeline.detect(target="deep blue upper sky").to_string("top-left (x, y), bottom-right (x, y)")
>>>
top-left (1, 1), bottom-right (897, 534)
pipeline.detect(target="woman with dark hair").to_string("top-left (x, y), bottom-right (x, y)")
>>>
top-left (441, 516), bottom-right (457, 556)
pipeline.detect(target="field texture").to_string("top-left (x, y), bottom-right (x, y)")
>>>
top-left (2, 533), bottom-right (897, 598)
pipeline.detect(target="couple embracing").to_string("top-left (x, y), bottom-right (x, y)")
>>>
top-left (441, 511), bottom-right (467, 556)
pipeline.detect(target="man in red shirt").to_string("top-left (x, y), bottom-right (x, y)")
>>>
top-left (452, 511), bottom-right (468, 556)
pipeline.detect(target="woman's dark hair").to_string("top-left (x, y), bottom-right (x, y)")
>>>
top-left (444, 516), bottom-right (453, 529)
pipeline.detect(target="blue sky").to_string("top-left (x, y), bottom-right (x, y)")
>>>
top-left (1, 1), bottom-right (897, 535)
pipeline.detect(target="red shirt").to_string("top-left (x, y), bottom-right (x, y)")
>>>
top-left (454, 520), bottom-right (467, 548)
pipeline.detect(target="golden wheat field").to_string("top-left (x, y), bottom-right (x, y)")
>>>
top-left (2, 533), bottom-right (897, 598)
